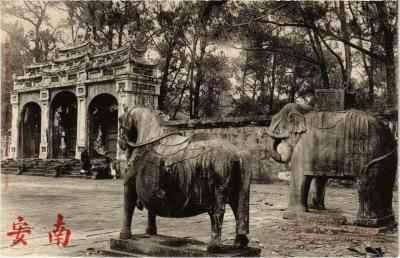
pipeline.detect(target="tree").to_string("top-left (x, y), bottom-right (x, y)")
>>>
top-left (2, 0), bottom-right (60, 62)
top-left (150, 2), bottom-right (192, 112)
top-left (64, 1), bottom-right (151, 50)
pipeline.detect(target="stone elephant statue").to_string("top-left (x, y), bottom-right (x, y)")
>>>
top-left (266, 103), bottom-right (397, 227)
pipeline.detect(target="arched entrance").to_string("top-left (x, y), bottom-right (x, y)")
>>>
top-left (19, 102), bottom-right (41, 158)
top-left (50, 91), bottom-right (77, 158)
top-left (88, 94), bottom-right (118, 159)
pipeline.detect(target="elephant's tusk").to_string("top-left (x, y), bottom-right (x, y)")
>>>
top-left (265, 128), bottom-right (290, 139)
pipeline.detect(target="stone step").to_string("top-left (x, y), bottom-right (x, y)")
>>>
top-left (64, 174), bottom-right (92, 179)
top-left (109, 235), bottom-right (261, 257)
top-left (26, 168), bottom-right (56, 173)
top-left (2, 166), bottom-right (90, 177)
top-left (1, 167), bottom-right (20, 174)
top-left (101, 248), bottom-right (147, 257)
top-left (11, 170), bottom-right (54, 177)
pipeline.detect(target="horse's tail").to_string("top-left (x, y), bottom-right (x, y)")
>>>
top-left (234, 152), bottom-right (252, 235)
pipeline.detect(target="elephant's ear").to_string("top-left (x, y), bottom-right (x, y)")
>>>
top-left (287, 104), bottom-right (312, 134)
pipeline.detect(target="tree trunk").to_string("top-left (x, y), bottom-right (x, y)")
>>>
top-left (289, 82), bottom-right (295, 103)
top-left (359, 38), bottom-right (375, 106)
top-left (107, 27), bottom-right (113, 50)
top-left (118, 24), bottom-right (124, 48)
top-left (172, 74), bottom-right (190, 119)
top-left (241, 52), bottom-right (249, 92)
top-left (269, 53), bottom-right (276, 112)
top-left (376, 2), bottom-right (397, 107)
top-left (339, 1), bottom-right (352, 87)
top-left (158, 44), bottom-right (174, 112)
top-left (193, 38), bottom-right (207, 119)
top-left (308, 29), bottom-right (330, 88)
top-left (367, 23), bottom-right (377, 106)
top-left (34, 25), bottom-right (41, 62)
top-left (189, 37), bottom-right (198, 118)
top-left (252, 79), bottom-right (257, 101)
top-left (313, 32), bottom-right (330, 88)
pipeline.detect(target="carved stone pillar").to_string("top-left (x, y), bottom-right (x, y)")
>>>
top-left (75, 84), bottom-right (87, 159)
top-left (39, 90), bottom-right (50, 159)
top-left (116, 79), bottom-right (128, 163)
top-left (9, 94), bottom-right (19, 159)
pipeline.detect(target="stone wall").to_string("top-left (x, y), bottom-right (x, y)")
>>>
top-left (165, 115), bottom-right (288, 182)
top-left (165, 108), bottom-right (398, 183)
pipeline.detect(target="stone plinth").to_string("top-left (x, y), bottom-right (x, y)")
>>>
top-left (283, 209), bottom-right (347, 225)
top-left (314, 89), bottom-right (355, 111)
top-left (354, 214), bottom-right (396, 228)
top-left (103, 234), bottom-right (261, 257)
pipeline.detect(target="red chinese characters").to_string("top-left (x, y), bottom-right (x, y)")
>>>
top-left (48, 213), bottom-right (72, 247)
top-left (7, 216), bottom-right (32, 247)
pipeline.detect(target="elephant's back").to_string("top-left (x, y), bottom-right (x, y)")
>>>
top-left (300, 110), bottom-right (396, 177)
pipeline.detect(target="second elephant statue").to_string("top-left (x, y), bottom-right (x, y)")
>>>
top-left (266, 103), bottom-right (397, 227)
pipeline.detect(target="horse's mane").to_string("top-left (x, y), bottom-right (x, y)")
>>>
top-left (122, 104), bottom-right (169, 127)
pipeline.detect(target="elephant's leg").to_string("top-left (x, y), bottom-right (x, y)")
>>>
top-left (145, 210), bottom-right (157, 235)
top-left (120, 180), bottom-right (137, 239)
top-left (309, 177), bottom-right (328, 210)
top-left (288, 172), bottom-right (312, 212)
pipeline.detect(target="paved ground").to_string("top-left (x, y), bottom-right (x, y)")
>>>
top-left (1, 174), bottom-right (398, 257)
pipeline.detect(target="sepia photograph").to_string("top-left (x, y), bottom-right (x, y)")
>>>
top-left (0, 1), bottom-right (398, 257)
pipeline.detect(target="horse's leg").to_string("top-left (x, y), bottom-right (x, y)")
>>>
top-left (233, 159), bottom-right (250, 248)
top-left (229, 199), bottom-right (247, 248)
top-left (120, 180), bottom-right (137, 239)
top-left (207, 189), bottom-right (226, 253)
top-left (145, 210), bottom-right (157, 235)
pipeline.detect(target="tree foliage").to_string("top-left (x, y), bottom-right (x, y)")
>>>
top-left (2, 0), bottom-right (397, 118)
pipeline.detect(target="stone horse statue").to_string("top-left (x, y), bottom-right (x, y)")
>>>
top-left (118, 106), bottom-right (251, 251)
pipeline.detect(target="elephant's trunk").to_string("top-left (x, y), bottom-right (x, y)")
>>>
top-left (265, 128), bottom-right (290, 139)
top-left (266, 137), bottom-right (284, 163)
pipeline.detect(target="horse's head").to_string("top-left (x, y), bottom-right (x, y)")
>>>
top-left (118, 105), bottom-right (165, 150)
top-left (118, 106), bottom-right (136, 151)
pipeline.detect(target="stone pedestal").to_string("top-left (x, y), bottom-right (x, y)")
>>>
top-left (354, 214), bottom-right (396, 228)
top-left (314, 89), bottom-right (355, 111)
top-left (103, 235), bottom-right (261, 257)
top-left (283, 209), bottom-right (347, 225)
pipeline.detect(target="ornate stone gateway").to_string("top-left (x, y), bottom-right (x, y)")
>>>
top-left (50, 91), bottom-right (77, 159)
top-left (8, 40), bottom-right (159, 160)
top-left (19, 102), bottom-right (41, 158)
top-left (88, 93), bottom-right (118, 159)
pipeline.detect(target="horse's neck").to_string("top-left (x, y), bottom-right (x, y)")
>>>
top-left (139, 126), bottom-right (163, 143)
top-left (136, 111), bottom-right (163, 143)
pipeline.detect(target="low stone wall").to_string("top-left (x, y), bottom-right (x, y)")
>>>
top-left (165, 115), bottom-right (288, 182)
top-left (165, 109), bottom-right (398, 183)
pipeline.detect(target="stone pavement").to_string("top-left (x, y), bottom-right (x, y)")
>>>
top-left (1, 174), bottom-right (398, 257)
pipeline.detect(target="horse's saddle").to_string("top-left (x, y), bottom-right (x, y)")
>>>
top-left (132, 133), bottom-right (220, 215)
top-left (147, 132), bottom-right (211, 157)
